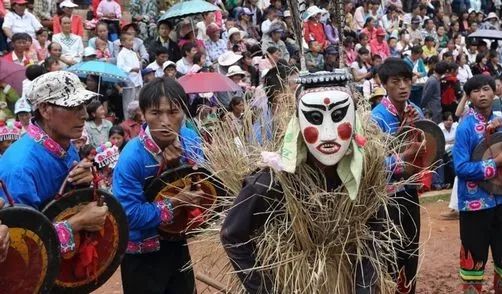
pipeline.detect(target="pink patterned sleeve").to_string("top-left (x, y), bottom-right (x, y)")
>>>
top-left (54, 221), bottom-right (76, 254)
top-left (155, 199), bottom-right (174, 224)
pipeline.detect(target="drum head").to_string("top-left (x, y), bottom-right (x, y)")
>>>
top-left (472, 132), bottom-right (502, 194)
top-left (396, 120), bottom-right (445, 178)
top-left (145, 165), bottom-right (224, 235)
top-left (41, 188), bottom-right (128, 294)
top-left (0, 205), bottom-right (60, 294)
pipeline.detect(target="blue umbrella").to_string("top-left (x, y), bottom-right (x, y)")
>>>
top-left (158, 0), bottom-right (220, 21)
top-left (66, 60), bottom-right (130, 83)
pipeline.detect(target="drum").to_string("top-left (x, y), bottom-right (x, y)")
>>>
top-left (0, 204), bottom-right (61, 294)
top-left (395, 120), bottom-right (445, 178)
top-left (41, 188), bottom-right (128, 294)
top-left (472, 132), bottom-right (502, 194)
top-left (144, 165), bottom-right (224, 235)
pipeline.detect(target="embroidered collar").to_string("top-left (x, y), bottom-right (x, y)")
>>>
top-left (381, 96), bottom-right (414, 118)
top-left (139, 126), bottom-right (162, 163)
top-left (467, 108), bottom-right (490, 123)
top-left (27, 122), bottom-right (67, 158)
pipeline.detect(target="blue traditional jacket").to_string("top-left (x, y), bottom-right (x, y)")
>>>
top-left (0, 123), bottom-right (80, 209)
top-left (452, 109), bottom-right (502, 211)
top-left (112, 125), bottom-right (203, 254)
top-left (371, 97), bottom-right (424, 189)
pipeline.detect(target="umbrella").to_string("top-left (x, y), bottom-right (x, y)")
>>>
top-left (158, 0), bottom-right (220, 21)
top-left (66, 60), bottom-right (130, 83)
top-left (468, 29), bottom-right (502, 40)
top-left (178, 72), bottom-right (242, 94)
top-left (0, 60), bottom-right (26, 95)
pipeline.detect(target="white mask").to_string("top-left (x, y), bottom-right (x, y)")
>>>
top-left (298, 89), bottom-right (355, 166)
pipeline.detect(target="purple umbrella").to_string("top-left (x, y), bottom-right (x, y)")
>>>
top-left (0, 60), bottom-right (26, 95)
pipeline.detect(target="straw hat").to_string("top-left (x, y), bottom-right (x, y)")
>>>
top-left (304, 6), bottom-right (322, 20)
top-left (226, 65), bottom-right (246, 77)
top-left (218, 51), bottom-right (243, 67)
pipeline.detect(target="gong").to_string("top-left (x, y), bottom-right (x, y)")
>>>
top-left (41, 188), bottom-right (128, 294)
top-left (144, 165), bottom-right (225, 235)
top-left (472, 132), bottom-right (502, 195)
top-left (0, 204), bottom-right (61, 294)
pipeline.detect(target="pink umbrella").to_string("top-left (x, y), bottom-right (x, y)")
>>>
top-left (0, 60), bottom-right (26, 95)
top-left (177, 72), bottom-right (241, 94)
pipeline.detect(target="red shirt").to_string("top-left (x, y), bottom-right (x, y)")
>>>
top-left (120, 119), bottom-right (141, 140)
top-left (2, 52), bottom-right (33, 66)
top-left (369, 39), bottom-right (390, 60)
top-left (53, 15), bottom-right (84, 37)
top-left (361, 27), bottom-right (378, 43)
top-left (303, 20), bottom-right (327, 47)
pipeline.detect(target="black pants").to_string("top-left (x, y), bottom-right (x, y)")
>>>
top-left (459, 206), bottom-right (502, 282)
top-left (121, 239), bottom-right (195, 294)
top-left (389, 189), bottom-right (421, 294)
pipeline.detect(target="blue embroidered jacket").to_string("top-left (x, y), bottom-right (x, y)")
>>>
top-left (0, 126), bottom-right (80, 209)
top-left (452, 109), bottom-right (502, 211)
top-left (112, 125), bottom-right (203, 252)
top-left (371, 97), bottom-right (424, 186)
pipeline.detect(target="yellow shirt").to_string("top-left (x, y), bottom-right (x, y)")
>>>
top-left (422, 45), bottom-right (438, 58)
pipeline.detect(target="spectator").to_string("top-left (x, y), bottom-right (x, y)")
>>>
top-left (85, 100), bottom-right (113, 148)
top-left (113, 23), bottom-right (149, 65)
top-left (422, 37), bottom-right (437, 61)
top-left (33, 28), bottom-right (49, 61)
top-left (96, 0), bottom-right (121, 41)
top-left (176, 42), bottom-right (198, 75)
top-left (33, 0), bottom-right (57, 29)
top-left (388, 37), bottom-right (400, 58)
top-left (88, 22), bottom-right (116, 63)
top-left (351, 47), bottom-right (372, 84)
top-left (324, 45), bottom-right (338, 72)
top-left (370, 28), bottom-right (390, 60)
top-left (24, 34), bottom-right (38, 63)
top-left (457, 54), bottom-right (473, 84)
top-left (52, 15), bottom-right (84, 65)
top-left (129, 0), bottom-right (159, 40)
top-left (226, 65), bottom-right (246, 96)
top-left (162, 60), bottom-right (179, 79)
top-left (43, 56), bottom-right (62, 72)
top-left (141, 68), bottom-right (155, 83)
top-left (261, 21), bottom-right (289, 62)
top-left (2, 0), bottom-right (42, 40)
top-left (435, 111), bottom-right (457, 190)
top-left (493, 76), bottom-right (502, 114)
top-left (343, 36), bottom-right (357, 66)
top-left (146, 20), bottom-right (181, 64)
top-left (361, 17), bottom-right (378, 43)
top-left (421, 19), bottom-right (438, 44)
top-left (14, 97), bottom-right (31, 133)
top-left (204, 23), bottom-right (226, 64)
top-left (353, 2), bottom-right (371, 31)
top-left (94, 38), bottom-right (112, 61)
top-left (238, 8), bottom-right (260, 42)
top-left (396, 29), bottom-right (412, 55)
top-left (109, 125), bottom-right (127, 152)
top-left (120, 100), bottom-right (143, 140)
top-left (224, 96), bottom-right (244, 131)
top-left (117, 32), bottom-right (143, 118)
top-left (52, 0), bottom-right (84, 37)
top-left (83, 47), bottom-right (97, 61)
top-left (409, 16), bottom-right (423, 45)
top-left (261, 6), bottom-right (278, 35)
top-left (196, 11), bottom-right (215, 41)
top-left (227, 27), bottom-right (247, 53)
top-left (2, 33), bottom-right (32, 66)
top-left (487, 50), bottom-right (502, 77)
top-left (305, 40), bottom-right (324, 73)
top-left (479, 12), bottom-right (499, 30)
top-left (177, 21), bottom-right (205, 53)
top-left (355, 32), bottom-right (371, 55)
top-left (439, 39), bottom-right (460, 61)
top-left (146, 46), bottom-right (170, 78)
top-left (303, 5), bottom-right (328, 48)
top-left (363, 66), bottom-right (384, 100)
top-left (471, 52), bottom-right (490, 75)
top-left (324, 13), bottom-right (340, 46)
top-left (369, 87), bottom-right (386, 109)
top-left (441, 62), bottom-right (463, 116)
top-left (381, 4), bottom-right (400, 36)
top-left (404, 45), bottom-right (427, 81)
top-left (422, 61), bottom-right (448, 123)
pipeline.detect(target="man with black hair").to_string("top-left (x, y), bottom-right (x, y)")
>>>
top-left (372, 58), bottom-right (424, 293)
top-left (422, 61), bottom-right (448, 123)
top-left (176, 42), bottom-right (197, 75)
top-left (2, 33), bottom-right (30, 65)
top-left (452, 75), bottom-right (502, 294)
top-left (404, 45), bottom-right (427, 81)
top-left (146, 20), bottom-right (181, 64)
top-left (146, 46), bottom-right (170, 78)
top-left (113, 77), bottom-right (203, 294)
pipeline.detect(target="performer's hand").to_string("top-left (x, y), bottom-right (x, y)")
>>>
top-left (0, 209), bottom-right (10, 263)
top-left (171, 185), bottom-right (204, 207)
top-left (68, 160), bottom-right (94, 185)
top-left (162, 141), bottom-right (183, 167)
top-left (487, 117), bottom-right (502, 134)
top-left (68, 201), bottom-right (108, 232)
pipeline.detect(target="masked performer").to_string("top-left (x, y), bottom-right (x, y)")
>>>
top-left (112, 77), bottom-right (204, 294)
top-left (216, 67), bottom-right (399, 293)
top-left (371, 58), bottom-right (425, 293)
top-left (0, 71), bottom-right (108, 260)
top-left (452, 75), bottom-right (502, 294)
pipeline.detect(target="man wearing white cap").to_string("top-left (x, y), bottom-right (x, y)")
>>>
top-left (0, 71), bottom-right (108, 265)
top-left (52, 0), bottom-right (84, 37)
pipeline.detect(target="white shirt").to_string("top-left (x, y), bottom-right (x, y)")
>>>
top-left (146, 61), bottom-right (164, 78)
top-left (176, 57), bottom-right (193, 75)
top-left (2, 10), bottom-right (42, 39)
top-left (438, 122), bottom-right (458, 151)
top-left (52, 33), bottom-right (84, 63)
top-left (261, 19), bottom-right (272, 35)
top-left (117, 47), bottom-right (143, 87)
top-left (457, 65), bottom-right (473, 84)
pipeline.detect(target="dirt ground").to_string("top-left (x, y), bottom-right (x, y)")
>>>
top-left (92, 195), bottom-right (497, 294)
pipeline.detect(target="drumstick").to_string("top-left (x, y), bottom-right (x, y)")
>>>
top-left (0, 180), bottom-right (15, 207)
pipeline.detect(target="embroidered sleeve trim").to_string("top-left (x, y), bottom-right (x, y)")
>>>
top-left (155, 199), bottom-right (174, 224)
top-left (54, 220), bottom-right (76, 254)
top-left (482, 159), bottom-right (497, 180)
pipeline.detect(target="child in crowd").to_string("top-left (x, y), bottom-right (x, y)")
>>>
top-left (305, 40), bottom-right (325, 73)
top-left (108, 125), bottom-right (127, 152)
top-left (33, 29), bottom-right (50, 61)
top-left (0, 120), bottom-right (21, 156)
top-left (117, 32), bottom-right (143, 119)
top-left (85, 100), bottom-right (113, 148)
top-left (95, 37), bottom-right (112, 60)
